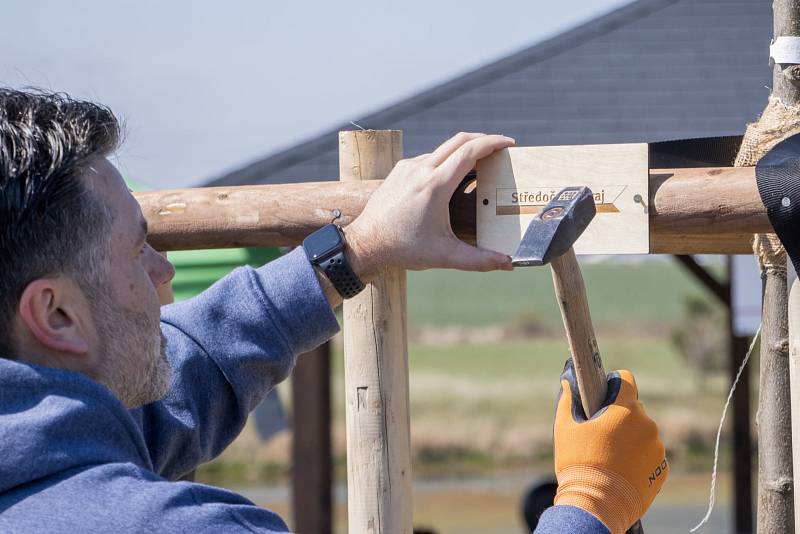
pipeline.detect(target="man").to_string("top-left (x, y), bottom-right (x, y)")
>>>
top-left (0, 88), bottom-right (665, 533)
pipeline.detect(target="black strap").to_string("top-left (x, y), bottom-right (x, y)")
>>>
top-left (320, 250), bottom-right (365, 299)
top-left (755, 133), bottom-right (800, 274)
top-left (649, 135), bottom-right (743, 168)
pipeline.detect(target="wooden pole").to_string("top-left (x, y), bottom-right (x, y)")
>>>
top-left (291, 342), bottom-right (332, 534)
top-left (339, 130), bottom-right (413, 533)
top-left (773, 2), bottom-right (800, 529)
top-left (735, 1), bottom-right (800, 530)
top-left (731, 333), bottom-right (755, 532)
top-left (728, 258), bottom-right (755, 534)
top-left (773, 0), bottom-right (800, 106)
top-left (754, 243), bottom-right (793, 533)
top-left (135, 166), bottom-right (768, 255)
top-left (789, 264), bottom-right (800, 529)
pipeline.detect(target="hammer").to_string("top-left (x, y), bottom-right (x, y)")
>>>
top-left (511, 186), bottom-right (644, 534)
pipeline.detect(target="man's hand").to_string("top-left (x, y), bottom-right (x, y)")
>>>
top-left (553, 360), bottom-right (668, 534)
top-left (344, 132), bottom-right (516, 282)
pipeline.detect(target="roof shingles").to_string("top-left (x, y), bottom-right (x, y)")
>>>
top-left (208, 0), bottom-right (771, 186)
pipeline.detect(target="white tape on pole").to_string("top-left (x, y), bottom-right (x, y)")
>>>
top-left (770, 36), bottom-right (800, 64)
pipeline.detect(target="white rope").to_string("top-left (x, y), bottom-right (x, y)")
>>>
top-left (689, 324), bottom-right (762, 532)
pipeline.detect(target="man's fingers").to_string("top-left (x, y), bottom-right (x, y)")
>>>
top-left (429, 132), bottom-right (486, 166)
top-left (442, 240), bottom-right (513, 272)
top-left (435, 134), bottom-right (515, 190)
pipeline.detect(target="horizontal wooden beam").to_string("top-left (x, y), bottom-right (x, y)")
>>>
top-left (136, 166), bottom-right (770, 255)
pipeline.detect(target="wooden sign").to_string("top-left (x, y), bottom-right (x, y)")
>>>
top-left (476, 144), bottom-right (649, 256)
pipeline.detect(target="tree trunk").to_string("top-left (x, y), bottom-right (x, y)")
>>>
top-left (737, 2), bottom-right (800, 531)
top-left (773, 0), bottom-right (800, 106)
top-left (755, 240), bottom-right (793, 533)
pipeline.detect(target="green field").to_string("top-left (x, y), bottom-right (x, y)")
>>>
top-left (405, 258), bottom-right (715, 329)
top-left (196, 258), bottom-right (735, 486)
top-left (195, 259), bottom-right (739, 533)
top-left (200, 337), bottom-right (734, 485)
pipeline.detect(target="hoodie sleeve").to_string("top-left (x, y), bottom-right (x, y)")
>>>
top-left (534, 505), bottom-right (611, 534)
top-left (133, 247), bottom-right (340, 479)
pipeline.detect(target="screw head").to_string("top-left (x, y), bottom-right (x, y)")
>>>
top-left (541, 206), bottom-right (564, 220)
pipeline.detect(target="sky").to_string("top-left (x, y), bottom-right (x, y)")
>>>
top-left (1, 0), bottom-right (631, 188)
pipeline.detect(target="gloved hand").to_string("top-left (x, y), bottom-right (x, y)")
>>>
top-left (553, 360), bottom-right (668, 534)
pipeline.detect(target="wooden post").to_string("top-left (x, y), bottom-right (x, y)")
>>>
top-left (736, 1), bottom-right (800, 530)
top-left (773, 2), bottom-right (800, 529)
top-left (789, 265), bottom-right (800, 529)
top-left (339, 130), bottom-right (412, 533)
top-left (730, 333), bottom-right (754, 533)
top-left (754, 241), bottom-right (792, 533)
top-left (291, 342), bottom-right (332, 534)
top-left (729, 255), bottom-right (754, 534)
top-left (135, 165), bottom-right (772, 256)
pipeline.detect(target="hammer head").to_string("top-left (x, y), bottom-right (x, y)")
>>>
top-left (511, 186), bottom-right (596, 267)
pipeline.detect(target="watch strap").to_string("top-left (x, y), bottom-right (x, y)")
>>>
top-left (320, 249), bottom-right (365, 299)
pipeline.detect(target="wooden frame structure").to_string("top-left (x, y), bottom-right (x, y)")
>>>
top-left (137, 165), bottom-right (766, 257)
top-left (137, 132), bottom-right (780, 532)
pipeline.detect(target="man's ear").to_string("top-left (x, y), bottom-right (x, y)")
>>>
top-left (17, 278), bottom-right (90, 355)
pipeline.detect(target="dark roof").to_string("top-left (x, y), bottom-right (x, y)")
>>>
top-left (208, 0), bottom-right (772, 186)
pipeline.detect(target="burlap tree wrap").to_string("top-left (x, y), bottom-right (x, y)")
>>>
top-left (736, 96), bottom-right (800, 270)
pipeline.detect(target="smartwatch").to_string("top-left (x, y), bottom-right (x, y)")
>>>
top-left (302, 224), bottom-right (365, 299)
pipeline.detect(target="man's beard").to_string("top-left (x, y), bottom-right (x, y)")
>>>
top-left (92, 290), bottom-right (172, 409)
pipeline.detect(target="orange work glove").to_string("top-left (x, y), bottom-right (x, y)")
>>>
top-left (553, 360), bottom-right (668, 534)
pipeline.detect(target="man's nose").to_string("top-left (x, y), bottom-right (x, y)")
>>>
top-left (146, 245), bottom-right (176, 287)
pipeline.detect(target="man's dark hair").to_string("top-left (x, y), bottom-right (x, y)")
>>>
top-left (0, 88), bottom-right (120, 357)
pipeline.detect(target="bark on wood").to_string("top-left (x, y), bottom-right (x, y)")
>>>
top-left (339, 130), bottom-right (413, 534)
top-left (291, 342), bottom-right (332, 534)
top-left (773, 2), bottom-right (800, 530)
top-left (135, 166), bottom-right (769, 255)
top-left (788, 271), bottom-right (800, 530)
top-left (741, 2), bottom-right (799, 530)
top-left (773, 0), bottom-right (800, 106)
top-left (756, 249), bottom-right (793, 534)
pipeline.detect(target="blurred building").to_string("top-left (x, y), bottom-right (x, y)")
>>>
top-left (207, 0), bottom-right (771, 187)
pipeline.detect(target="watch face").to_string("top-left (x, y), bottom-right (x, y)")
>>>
top-left (304, 224), bottom-right (343, 261)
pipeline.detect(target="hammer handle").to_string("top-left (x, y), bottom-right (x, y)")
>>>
top-left (550, 247), bottom-right (607, 416)
top-left (550, 248), bottom-right (644, 534)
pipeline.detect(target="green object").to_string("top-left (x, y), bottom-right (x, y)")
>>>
top-left (168, 248), bottom-right (281, 302)
top-left (124, 178), bottom-right (151, 193)
top-left (124, 177), bottom-right (281, 302)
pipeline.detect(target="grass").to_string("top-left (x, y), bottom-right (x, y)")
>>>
top-left (187, 258), bottom-right (736, 532)
top-left (198, 334), bottom-right (738, 485)
top-left (194, 258), bottom-right (737, 488)
top-left (197, 334), bottom-right (738, 532)
top-left (405, 258), bottom-right (715, 329)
